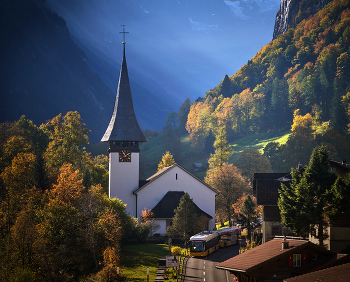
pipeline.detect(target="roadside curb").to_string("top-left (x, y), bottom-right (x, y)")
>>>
top-left (180, 256), bottom-right (190, 282)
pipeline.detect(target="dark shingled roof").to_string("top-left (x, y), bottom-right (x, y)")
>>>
top-left (101, 45), bottom-right (146, 142)
top-left (284, 262), bottom-right (350, 282)
top-left (151, 191), bottom-right (213, 219)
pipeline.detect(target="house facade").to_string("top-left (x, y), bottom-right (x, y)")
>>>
top-left (134, 164), bottom-right (218, 235)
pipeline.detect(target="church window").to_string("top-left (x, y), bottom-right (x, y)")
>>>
top-left (113, 141), bottom-right (120, 147)
top-left (176, 173), bottom-right (178, 180)
top-left (121, 141), bottom-right (129, 147)
top-left (130, 141), bottom-right (137, 147)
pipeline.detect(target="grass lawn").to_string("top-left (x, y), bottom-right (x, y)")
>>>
top-left (140, 130), bottom-right (291, 180)
top-left (120, 244), bottom-right (188, 282)
top-left (121, 244), bottom-right (169, 281)
top-left (229, 130), bottom-right (290, 163)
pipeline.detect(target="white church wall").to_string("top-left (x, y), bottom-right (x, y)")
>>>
top-left (109, 152), bottom-right (139, 217)
top-left (153, 219), bottom-right (167, 236)
top-left (136, 166), bottom-right (217, 231)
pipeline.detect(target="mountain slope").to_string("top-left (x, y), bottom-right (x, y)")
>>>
top-left (0, 0), bottom-right (114, 143)
top-left (203, 0), bottom-right (350, 135)
top-left (273, 0), bottom-right (333, 39)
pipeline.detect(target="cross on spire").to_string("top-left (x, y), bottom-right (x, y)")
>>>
top-left (120, 25), bottom-right (129, 44)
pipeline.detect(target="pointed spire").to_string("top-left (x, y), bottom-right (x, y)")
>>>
top-left (101, 44), bottom-right (146, 142)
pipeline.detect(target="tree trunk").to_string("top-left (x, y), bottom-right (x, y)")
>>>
top-left (318, 219), bottom-right (324, 247)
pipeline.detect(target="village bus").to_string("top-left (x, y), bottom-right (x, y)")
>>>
top-left (189, 227), bottom-right (241, 257)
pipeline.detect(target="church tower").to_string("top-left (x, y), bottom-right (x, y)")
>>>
top-left (101, 37), bottom-right (146, 217)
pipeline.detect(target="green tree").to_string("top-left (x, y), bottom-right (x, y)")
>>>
top-left (278, 146), bottom-right (337, 247)
top-left (42, 111), bottom-right (90, 172)
top-left (166, 193), bottom-right (204, 245)
top-left (164, 111), bottom-right (178, 131)
top-left (177, 98), bottom-right (191, 135)
top-left (270, 77), bottom-right (290, 128)
top-left (326, 173), bottom-right (350, 222)
top-left (237, 149), bottom-right (272, 181)
top-left (241, 195), bottom-right (258, 240)
top-left (263, 142), bottom-right (281, 172)
top-left (157, 151), bottom-right (175, 171)
top-left (31, 154), bottom-right (49, 192)
top-left (205, 127), bottom-right (233, 185)
top-left (165, 130), bottom-right (182, 162)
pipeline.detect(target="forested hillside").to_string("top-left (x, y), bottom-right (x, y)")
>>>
top-left (184, 0), bottom-right (350, 172)
top-left (0, 0), bottom-right (114, 143)
top-left (0, 113), bottom-right (157, 281)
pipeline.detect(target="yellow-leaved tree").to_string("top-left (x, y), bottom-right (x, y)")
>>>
top-left (157, 151), bottom-right (175, 171)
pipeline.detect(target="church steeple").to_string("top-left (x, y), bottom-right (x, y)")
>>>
top-left (102, 34), bottom-right (146, 217)
top-left (101, 43), bottom-right (146, 143)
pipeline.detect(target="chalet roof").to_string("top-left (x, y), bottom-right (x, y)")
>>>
top-left (151, 191), bottom-right (213, 219)
top-left (283, 262), bottom-right (350, 282)
top-left (216, 238), bottom-right (334, 273)
top-left (101, 45), bottom-right (146, 142)
top-left (133, 163), bottom-right (218, 194)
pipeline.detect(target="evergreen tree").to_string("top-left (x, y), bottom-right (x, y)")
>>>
top-left (206, 127), bottom-right (233, 176)
top-left (166, 193), bottom-right (204, 245)
top-left (278, 146), bottom-right (337, 247)
top-left (241, 195), bottom-right (257, 240)
top-left (270, 77), bottom-right (290, 129)
top-left (177, 98), bottom-right (191, 135)
top-left (31, 153), bottom-right (49, 192)
top-left (164, 111), bottom-right (178, 131)
top-left (218, 75), bottom-right (233, 98)
top-left (165, 130), bottom-right (182, 162)
top-left (325, 173), bottom-right (350, 222)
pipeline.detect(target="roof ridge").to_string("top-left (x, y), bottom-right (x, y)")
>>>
top-left (134, 163), bottom-right (218, 194)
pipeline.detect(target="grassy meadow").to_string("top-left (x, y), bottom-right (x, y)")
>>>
top-left (139, 130), bottom-right (291, 180)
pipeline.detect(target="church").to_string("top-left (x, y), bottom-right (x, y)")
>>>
top-left (101, 38), bottom-right (217, 235)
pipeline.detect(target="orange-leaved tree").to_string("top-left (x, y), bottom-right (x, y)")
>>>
top-left (50, 163), bottom-right (84, 204)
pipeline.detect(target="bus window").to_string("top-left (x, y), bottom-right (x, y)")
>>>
top-left (190, 241), bottom-right (205, 252)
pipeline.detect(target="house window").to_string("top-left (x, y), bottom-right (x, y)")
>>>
top-left (293, 254), bottom-right (301, 267)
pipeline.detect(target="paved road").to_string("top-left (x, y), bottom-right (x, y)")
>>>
top-left (182, 244), bottom-right (241, 282)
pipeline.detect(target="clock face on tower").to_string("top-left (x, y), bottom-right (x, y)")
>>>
top-left (119, 150), bottom-right (131, 162)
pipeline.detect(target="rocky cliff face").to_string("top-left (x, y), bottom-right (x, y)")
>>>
top-left (273, 0), bottom-right (333, 39)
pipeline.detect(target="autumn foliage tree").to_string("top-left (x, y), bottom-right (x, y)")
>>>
top-left (50, 163), bottom-right (84, 204)
top-left (0, 113), bottom-right (147, 281)
top-left (209, 164), bottom-right (248, 226)
top-left (157, 151), bottom-right (175, 171)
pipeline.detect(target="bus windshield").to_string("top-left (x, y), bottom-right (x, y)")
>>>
top-left (190, 241), bottom-right (204, 252)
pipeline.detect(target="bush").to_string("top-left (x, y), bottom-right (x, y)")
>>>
top-left (171, 246), bottom-right (182, 256)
